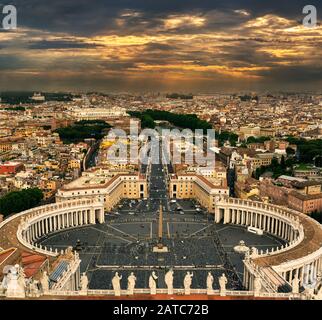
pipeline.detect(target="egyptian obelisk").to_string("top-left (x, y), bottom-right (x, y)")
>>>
top-left (153, 204), bottom-right (168, 252)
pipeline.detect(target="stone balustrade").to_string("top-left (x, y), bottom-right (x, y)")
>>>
top-left (46, 288), bottom-right (293, 299)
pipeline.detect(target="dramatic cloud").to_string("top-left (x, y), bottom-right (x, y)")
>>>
top-left (0, 1), bottom-right (321, 92)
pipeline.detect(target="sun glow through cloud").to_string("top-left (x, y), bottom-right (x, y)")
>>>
top-left (0, 2), bottom-right (321, 92)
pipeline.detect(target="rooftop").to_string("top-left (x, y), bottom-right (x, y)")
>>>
top-left (59, 173), bottom-right (144, 192)
top-left (277, 175), bottom-right (307, 182)
top-left (0, 161), bottom-right (23, 166)
top-left (254, 209), bottom-right (322, 267)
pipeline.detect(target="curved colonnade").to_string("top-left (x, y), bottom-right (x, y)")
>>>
top-left (214, 198), bottom-right (322, 290)
top-left (1, 197), bottom-right (321, 295)
top-left (13, 199), bottom-right (105, 257)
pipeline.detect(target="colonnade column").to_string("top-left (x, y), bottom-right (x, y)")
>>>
top-left (37, 222), bottom-right (40, 238)
top-left (80, 211), bottom-right (84, 225)
top-left (273, 218), bottom-right (276, 234)
top-left (267, 216), bottom-right (270, 231)
top-left (67, 213), bottom-right (70, 227)
top-left (84, 211), bottom-right (87, 225)
top-left (30, 225), bottom-right (34, 241)
top-left (277, 220), bottom-right (281, 236)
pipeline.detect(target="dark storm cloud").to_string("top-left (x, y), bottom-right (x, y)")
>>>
top-left (259, 64), bottom-right (322, 82)
top-left (144, 43), bottom-right (174, 51)
top-left (0, 54), bottom-right (29, 70)
top-left (97, 61), bottom-right (138, 71)
top-left (10, 0), bottom-right (322, 36)
top-left (28, 39), bottom-right (103, 49)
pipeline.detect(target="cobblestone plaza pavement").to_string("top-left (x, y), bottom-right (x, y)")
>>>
top-left (37, 207), bottom-right (284, 290)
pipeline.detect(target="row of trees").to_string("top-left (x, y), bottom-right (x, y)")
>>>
top-left (128, 110), bottom-right (239, 146)
top-left (0, 188), bottom-right (43, 217)
top-left (286, 137), bottom-right (322, 165)
top-left (239, 95), bottom-right (258, 102)
top-left (216, 131), bottom-right (239, 147)
top-left (55, 120), bottom-right (111, 143)
top-left (128, 109), bottom-right (212, 131)
top-left (246, 136), bottom-right (270, 144)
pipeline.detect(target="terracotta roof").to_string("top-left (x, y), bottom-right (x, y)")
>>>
top-left (0, 213), bottom-right (51, 280)
top-left (0, 248), bottom-right (16, 266)
top-left (289, 190), bottom-right (322, 201)
top-left (21, 252), bottom-right (47, 278)
top-left (292, 180), bottom-right (322, 188)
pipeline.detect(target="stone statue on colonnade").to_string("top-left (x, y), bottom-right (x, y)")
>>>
top-left (29, 280), bottom-right (40, 297)
top-left (127, 272), bottom-right (137, 295)
top-left (17, 265), bottom-right (26, 290)
top-left (219, 273), bottom-right (228, 296)
top-left (165, 269), bottom-right (174, 295)
top-left (80, 272), bottom-right (89, 293)
top-left (112, 272), bottom-right (122, 296)
top-left (149, 271), bottom-right (158, 295)
top-left (292, 277), bottom-right (300, 294)
top-left (184, 271), bottom-right (193, 295)
top-left (6, 265), bottom-right (26, 298)
top-left (253, 277), bottom-right (262, 296)
top-left (206, 272), bottom-right (214, 295)
top-left (40, 271), bottom-right (49, 294)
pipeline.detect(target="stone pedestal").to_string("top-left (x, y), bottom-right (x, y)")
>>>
top-left (207, 289), bottom-right (214, 295)
top-left (6, 279), bottom-right (25, 298)
top-left (150, 287), bottom-right (156, 295)
top-left (114, 289), bottom-right (121, 297)
top-left (79, 290), bottom-right (88, 296)
top-left (153, 246), bottom-right (168, 253)
top-left (219, 289), bottom-right (226, 297)
top-left (184, 287), bottom-right (191, 295)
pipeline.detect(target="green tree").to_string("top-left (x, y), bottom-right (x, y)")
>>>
top-left (0, 188), bottom-right (44, 217)
top-left (280, 155), bottom-right (286, 170)
top-left (310, 211), bottom-right (322, 224)
top-left (286, 147), bottom-right (295, 156)
top-left (271, 157), bottom-right (279, 168)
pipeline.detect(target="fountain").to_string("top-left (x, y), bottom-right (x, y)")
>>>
top-left (233, 240), bottom-right (250, 254)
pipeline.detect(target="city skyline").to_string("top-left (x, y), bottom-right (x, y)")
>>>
top-left (0, 1), bottom-right (321, 93)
